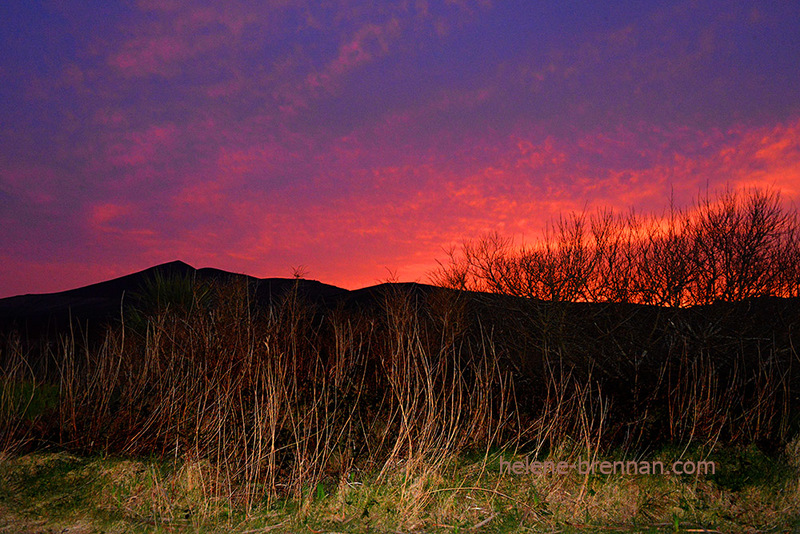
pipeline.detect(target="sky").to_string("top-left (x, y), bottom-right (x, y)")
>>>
top-left (1, 0), bottom-right (799, 297)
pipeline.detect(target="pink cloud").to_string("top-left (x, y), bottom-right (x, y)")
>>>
top-left (108, 3), bottom-right (262, 78)
top-left (331, 19), bottom-right (401, 74)
top-left (86, 201), bottom-right (159, 258)
top-left (110, 35), bottom-right (195, 76)
top-left (0, 164), bottom-right (61, 206)
top-left (216, 142), bottom-right (299, 177)
top-left (306, 18), bottom-right (402, 94)
top-left (91, 202), bottom-right (133, 228)
top-left (106, 123), bottom-right (179, 168)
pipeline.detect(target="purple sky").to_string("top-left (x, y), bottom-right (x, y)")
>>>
top-left (2, 1), bottom-right (799, 296)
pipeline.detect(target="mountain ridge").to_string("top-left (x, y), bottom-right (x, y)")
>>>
top-left (3, 260), bottom-right (798, 343)
top-left (0, 261), bottom-right (361, 333)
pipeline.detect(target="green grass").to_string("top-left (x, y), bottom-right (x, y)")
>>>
top-left (0, 379), bottom-right (60, 420)
top-left (2, 443), bottom-right (799, 533)
top-left (0, 452), bottom-right (124, 532)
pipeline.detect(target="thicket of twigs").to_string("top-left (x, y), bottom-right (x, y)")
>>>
top-left (432, 188), bottom-right (800, 305)
top-left (1, 187), bottom-right (798, 510)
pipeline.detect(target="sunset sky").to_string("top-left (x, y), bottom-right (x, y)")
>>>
top-left (2, 1), bottom-right (799, 297)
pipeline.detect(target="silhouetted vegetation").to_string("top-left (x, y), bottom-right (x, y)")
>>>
top-left (432, 187), bottom-right (799, 305)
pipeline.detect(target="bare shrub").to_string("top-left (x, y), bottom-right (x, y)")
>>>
top-left (432, 187), bottom-right (800, 305)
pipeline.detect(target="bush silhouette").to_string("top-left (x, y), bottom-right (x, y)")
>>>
top-left (432, 187), bottom-right (799, 306)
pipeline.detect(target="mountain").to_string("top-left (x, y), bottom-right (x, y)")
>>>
top-left (0, 261), bottom-right (354, 336)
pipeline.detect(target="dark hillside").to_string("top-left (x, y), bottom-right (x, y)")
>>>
top-left (0, 261), bottom-right (348, 338)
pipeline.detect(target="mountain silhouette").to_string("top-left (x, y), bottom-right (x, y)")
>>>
top-left (2, 261), bottom-right (798, 361)
top-left (0, 261), bottom-right (353, 335)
